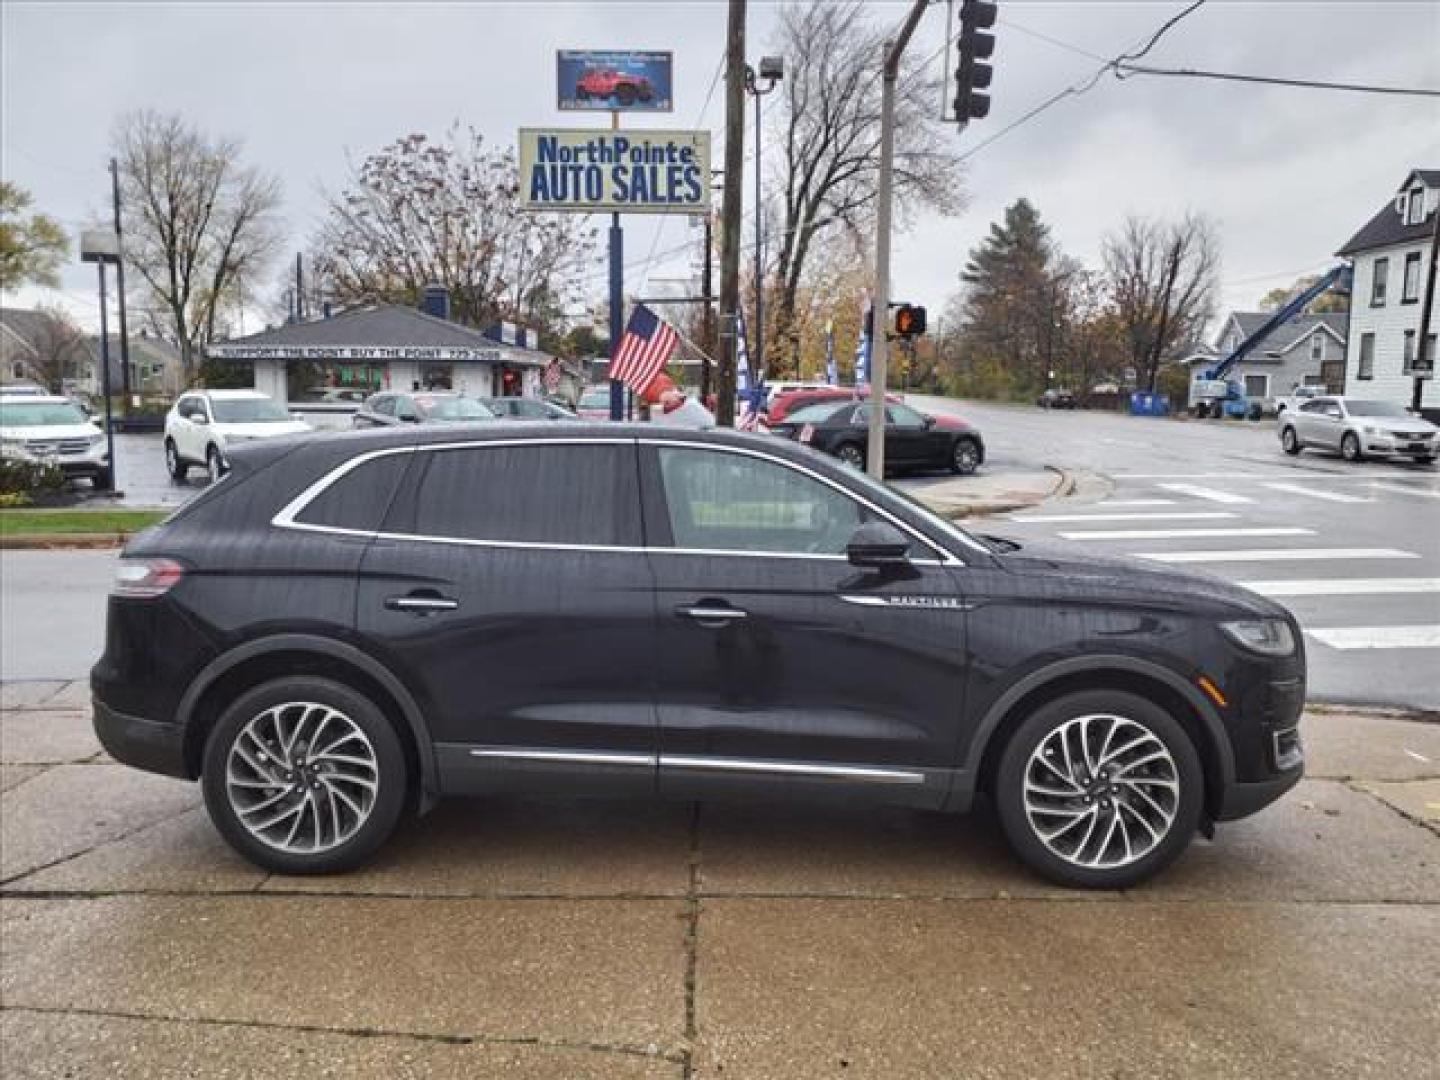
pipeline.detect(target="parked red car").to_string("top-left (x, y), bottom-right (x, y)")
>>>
top-left (575, 68), bottom-right (655, 106)
top-left (767, 386), bottom-right (902, 425)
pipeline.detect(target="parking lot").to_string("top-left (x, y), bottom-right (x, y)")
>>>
top-left (3, 682), bottom-right (1437, 1078)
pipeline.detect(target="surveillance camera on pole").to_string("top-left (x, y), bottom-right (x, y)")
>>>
top-left (955, 0), bottom-right (997, 126)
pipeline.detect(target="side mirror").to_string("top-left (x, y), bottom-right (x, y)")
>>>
top-left (846, 521), bottom-right (911, 569)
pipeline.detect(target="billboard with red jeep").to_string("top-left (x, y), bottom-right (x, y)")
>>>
top-left (557, 50), bottom-right (673, 112)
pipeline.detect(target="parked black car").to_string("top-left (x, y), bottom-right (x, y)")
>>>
top-left (92, 424), bottom-right (1304, 887)
top-left (769, 400), bottom-right (985, 475)
top-left (1037, 388), bottom-right (1077, 409)
top-left (479, 397), bottom-right (579, 421)
top-left (352, 391), bottom-right (494, 428)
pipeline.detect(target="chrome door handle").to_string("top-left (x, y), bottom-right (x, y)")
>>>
top-left (676, 604), bottom-right (748, 622)
top-left (386, 595), bottom-right (459, 613)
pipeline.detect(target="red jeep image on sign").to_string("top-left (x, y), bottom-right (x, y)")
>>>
top-left (575, 67), bottom-right (654, 106)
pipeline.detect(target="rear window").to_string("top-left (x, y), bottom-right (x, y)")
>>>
top-left (387, 443), bottom-right (639, 546)
top-left (294, 453), bottom-right (411, 532)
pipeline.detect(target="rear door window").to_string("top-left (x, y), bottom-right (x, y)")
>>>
top-left (387, 442), bottom-right (640, 546)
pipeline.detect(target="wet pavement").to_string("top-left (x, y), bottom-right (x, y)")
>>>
top-left (2, 685), bottom-right (1437, 1077)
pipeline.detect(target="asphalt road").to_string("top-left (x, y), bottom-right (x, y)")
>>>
top-left (910, 397), bottom-right (1440, 710)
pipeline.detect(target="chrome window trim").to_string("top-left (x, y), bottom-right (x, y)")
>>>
top-left (271, 434), bottom-right (965, 565)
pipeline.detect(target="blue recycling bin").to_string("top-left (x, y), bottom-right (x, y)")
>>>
top-left (1128, 392), bottom-right (1171, 417)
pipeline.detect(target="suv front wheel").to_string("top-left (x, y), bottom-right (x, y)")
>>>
top-left (201, 676), bottom-right (408, 874)
top-left (994, 690), bottom-right (1204, 889)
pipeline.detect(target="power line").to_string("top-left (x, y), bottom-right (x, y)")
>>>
top-left (1114, 63), bottom-right (1440, 98)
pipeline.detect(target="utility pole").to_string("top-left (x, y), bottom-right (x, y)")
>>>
top-left (295, 253), bottom-right (305, 323)
top-left (716, 0), bottom-right (747, 427)
top-left (1411, 202), bottom-right (1440, 413)
top-left (109, 159), bottom-right (133, 404)
top-left (701, 209), bottom-right (715, 401)
top-left (866, 0), bottom-right (929, 478)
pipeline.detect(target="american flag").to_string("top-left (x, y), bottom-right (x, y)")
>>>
top-left (610, 304), bottom-right (679, 393)
top-left (542, 358), bottom-right (563, 393)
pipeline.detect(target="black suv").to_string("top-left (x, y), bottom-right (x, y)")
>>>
top-left (92, 425), bottom-right (1305, 887)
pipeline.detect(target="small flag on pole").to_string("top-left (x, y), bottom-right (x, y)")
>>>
top-left (542, 358), bottom-right (563, 394)
top-left (855, 299), bottom-right (872, 388)
top-left (824, 320), bottom-right (837, 386)
top-left (735, 306), bottom-right (752, 394)
top-left (610, 304), bottom-right (680, 394)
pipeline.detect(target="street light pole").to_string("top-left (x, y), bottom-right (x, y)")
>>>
top-left (109, 158), bottom-right (133, 406)
top-left (866, 0), bottom-right (929, 479)
top-left (744, 57), bottom-right (782, 382)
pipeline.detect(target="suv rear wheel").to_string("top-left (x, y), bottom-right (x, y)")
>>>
top-left (201, 676), bottom-right (408, 874)
top-left (994, 689), bottom-right (1203, 889)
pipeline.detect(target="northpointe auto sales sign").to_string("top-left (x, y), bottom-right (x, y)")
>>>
top-left (518, 129), bottom-right (710, 214)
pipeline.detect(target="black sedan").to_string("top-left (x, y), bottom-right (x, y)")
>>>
top-left (770, 400), bottom-right (984, 475)
top-left (352, 391), bottom-right (494, 428)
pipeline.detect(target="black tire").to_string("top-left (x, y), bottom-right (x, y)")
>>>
top-left (206, 444), bottom-right (225, 484)
top-left (949, 437), bottom-right (981, 475)
top-left (165, 438), bottom-right (189, 480)
top-left (1341, 431), bottom-right (1363, 463)
top-left (201, 676), bottom-right (408, 874)
top-left (994, 689), bottom-right (1204, 890)
top-left (1281, 426), bottom-right (1302, 456)
top-left (834, 442), bottom-right (865, 470)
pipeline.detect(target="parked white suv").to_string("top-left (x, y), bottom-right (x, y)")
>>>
top-left (164, 390), bottom-right (311, 483)
top-left (0, 394), bottom-right (112, 488)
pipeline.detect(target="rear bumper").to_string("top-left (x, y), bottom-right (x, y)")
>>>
top-left (92, 697), bottom-right (189, 779)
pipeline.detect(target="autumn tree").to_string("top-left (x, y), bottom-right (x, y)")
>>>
top-left (1259, 273), bottom-right (1348, 313)
top-left (113, 110), bottom-right (283, 379)
top-left (1102, 212), bottom-right (1220, 393)
top-left (0, 182), bottom-right (70, 291)
top-left (313, 127), bottom-right (595, 339)
top-left (765, 0), bottom-right (966, 375)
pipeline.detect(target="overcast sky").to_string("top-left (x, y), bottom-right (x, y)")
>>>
top-left (3, 0), bottom-right (1438, 341)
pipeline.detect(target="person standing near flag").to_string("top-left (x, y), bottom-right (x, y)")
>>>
top-left (643, 373), bottom-right (715, 429)
top-left (609, 303), bottom-right (713, 428)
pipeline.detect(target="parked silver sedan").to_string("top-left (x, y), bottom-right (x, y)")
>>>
top-left (1279, 396), bottom-right (1437, 464)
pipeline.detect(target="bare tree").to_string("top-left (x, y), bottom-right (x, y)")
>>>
top-left (766, 0), bottom-right (966, 375)
top-left (26, 305), bottom-right (90, 391)
top-left (312, 127), bottom-right (595, 336)
top-left (113, 110), bottom-right (283, 379)
top-left (1102, 213), bottom-right (1220, 392)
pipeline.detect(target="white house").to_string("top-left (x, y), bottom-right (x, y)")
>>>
top-left (1337, 168), bottom-right (1438, 416)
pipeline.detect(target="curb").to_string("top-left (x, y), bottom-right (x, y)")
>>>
top-left (0, 533), bottom-right (132, 550)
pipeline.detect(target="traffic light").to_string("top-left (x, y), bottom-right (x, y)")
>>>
top-left (955, 0), bottom-right (996, 122)
top-left (893, 304), bottom-right (927, 339)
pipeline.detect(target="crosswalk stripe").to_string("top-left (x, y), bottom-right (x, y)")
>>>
top-left (1306, 626), bottom-right (1440, 650)
top-left (1239, 578), bottom-right (1440, 597)
top-left (1095, 499), bottom-right (1177, 507)
top-left (1058, 527), bottom-right (1312, 541)
top-left (1010, 512), bottom-right (1236, 524)
top-left (1156, 483), bottom-right (1253, 504)
top-left (1135, 548), bottom-right (1422, 564)
top-left (1370, 482), bottom-right (1440, 501)
top-left (1260, 482), bottom-right (1370, 504)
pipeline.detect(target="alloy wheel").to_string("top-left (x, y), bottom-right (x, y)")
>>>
top-left (953, 440), bottom-right (979, 474)
top-left (837, 444), bottom-right (864, 469)
top-left (225, 701), bottom-right (380, 854)
top-left (1022, 712), bottom-right (1180, 870)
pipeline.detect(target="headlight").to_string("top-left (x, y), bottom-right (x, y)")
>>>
top-left (1221, 619), bottom-right (1296, 657)
top-left (87, 433), bottom-right (105, 446)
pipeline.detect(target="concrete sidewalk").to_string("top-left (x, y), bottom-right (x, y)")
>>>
top-left (902, 465), bottom-right (1100, 519)
top-left (3, 683), bottom-right (1437, 1078)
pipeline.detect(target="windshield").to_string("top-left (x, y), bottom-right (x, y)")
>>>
top-left (786, 401), bottom-right (851, 425)
top-left (1345, 400), bottom-right (1411, 418)
top-left (211, 397), bottom-right (292, 423)
top-left (417, 396), bottom-right (494, 420)
top-left (580, 389), bottom-right (610, 408)
top-left (0, 401), bottom-right (89, 427)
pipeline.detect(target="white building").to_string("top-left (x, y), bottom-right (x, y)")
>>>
top-left (1337, 168), bottom-right (1438, 416)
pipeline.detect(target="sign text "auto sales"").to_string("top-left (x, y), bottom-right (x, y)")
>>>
top-left (518, 129), bottom-right (711, 215)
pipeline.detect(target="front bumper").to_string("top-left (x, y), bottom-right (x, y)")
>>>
top-left (1217, 762), bottom-right (1303, 820)
top-left (92, 697), bottom-right (188, 779)
top-left (1360, 433), bottom-right (1436, 456)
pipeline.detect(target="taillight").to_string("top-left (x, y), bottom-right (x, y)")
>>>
top-left (113, 558), bottom-right (185, 598)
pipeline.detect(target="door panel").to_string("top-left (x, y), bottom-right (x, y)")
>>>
top-left (642, 444), bottom-right (968, 807)
top-left (356, 440), bottom-right (658, 796)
